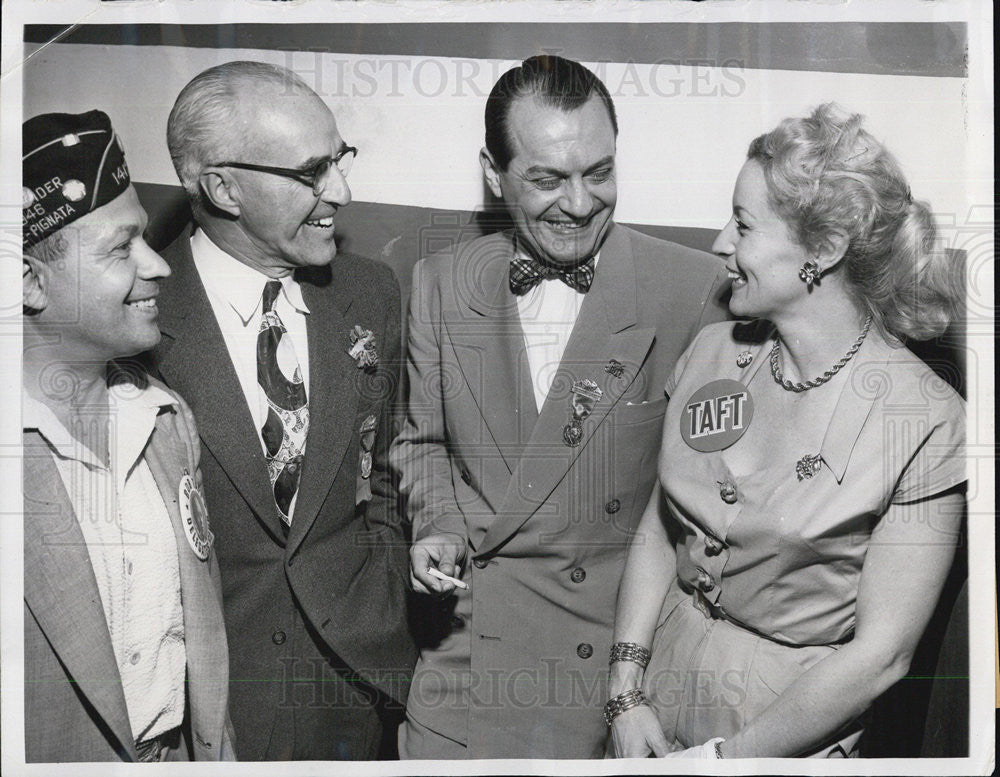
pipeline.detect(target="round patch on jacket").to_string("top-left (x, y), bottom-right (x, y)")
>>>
top-left (178, 471), bottom-right (214, 560)
top-left (681, 379), bottom-right (753, 452)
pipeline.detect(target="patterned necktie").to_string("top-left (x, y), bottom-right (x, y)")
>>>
top-left (257, 280), bottom-right (308, 526)
top-left (509, 255), bottom-right (595, 296)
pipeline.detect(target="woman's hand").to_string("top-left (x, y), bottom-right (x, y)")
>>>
top-left (663, 737), bottom-right (724, 758)
top-left (605, 705), bottom-right (674, 758)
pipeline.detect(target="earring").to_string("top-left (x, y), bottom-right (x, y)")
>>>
top-left (798, 259), bottom-right (821, 288)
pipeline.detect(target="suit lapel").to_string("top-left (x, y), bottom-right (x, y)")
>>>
top-left (156, 234), bottom-right (285, 541)
top-left (144, 413), bottom-right (229, 751)
top-left (444, 232), bottom-right (537, 473)
top-left (286, 268), bottom-right (357, 555)
top-left (477, 225), bottom-right (655, 556)
top-left (22, 433), bottom-right (136, 759)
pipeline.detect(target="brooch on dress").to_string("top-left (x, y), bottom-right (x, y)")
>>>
top-left (348, 325), bottom-right (378, 369)
top-left (795, 453), bottom-right (823, 480)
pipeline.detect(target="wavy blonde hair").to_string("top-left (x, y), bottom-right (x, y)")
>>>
top-left (748, 103), bottom-right (963, 341)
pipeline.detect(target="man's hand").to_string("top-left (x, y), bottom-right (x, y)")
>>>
top-left (410, 532), bottom-right (467, 595)
top-left (605, 705), bottom-right (674, 758)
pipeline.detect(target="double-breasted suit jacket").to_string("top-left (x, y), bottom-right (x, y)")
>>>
top-left (391, 223), bottom-right (728, 758)
top-left (23, 380), bottom-right (234, 762)
top-left (147, 231), bottom-right (416, 759)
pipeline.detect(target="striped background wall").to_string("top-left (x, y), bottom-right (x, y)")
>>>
top-left (22, 21), bottom-right (970, 390)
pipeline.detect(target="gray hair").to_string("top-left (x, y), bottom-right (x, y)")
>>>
top-left (166, 61), bottom-right (313, 206)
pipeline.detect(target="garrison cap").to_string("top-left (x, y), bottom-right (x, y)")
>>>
top-left (22, 110), bottom-right (131, 250)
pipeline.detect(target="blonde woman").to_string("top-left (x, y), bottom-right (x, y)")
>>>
top-left (605, 104), bottom-right (966, 759)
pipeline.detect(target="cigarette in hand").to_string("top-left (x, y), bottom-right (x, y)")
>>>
top-left (426, 566), bottom-right (469, 589)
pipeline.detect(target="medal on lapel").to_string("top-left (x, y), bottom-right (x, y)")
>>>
top-left (178, 469), bottom-right (214, 561)
top-left (681, 379), bottom-right (754, 452)
top-left (356, 414), bottom-right (377, 504)
top-left (348, 325), bottom-right (378, 370)
top-left (563, 379), bottom-right (602, 447)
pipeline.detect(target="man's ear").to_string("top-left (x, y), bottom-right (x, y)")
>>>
top-left (479, 148), bottom-right (504, 200)
top-left (198, 168), bottom-right (241, 217)
top-left (815, 229), bottom-right (850, 274)
top-left (23, 253), bottom-right (48, 312)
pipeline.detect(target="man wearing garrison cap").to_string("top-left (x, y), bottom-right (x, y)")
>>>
top-left (22, 110), bottom-right (235, 762)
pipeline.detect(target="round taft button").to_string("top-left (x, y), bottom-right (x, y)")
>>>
top-left (473, 558), bottom-right (489, 569)
top-left (696, 568), bottom-right (715, 592)
top-left (704, 535), bottom-right (724, 556)
top-left (272, 630), bottom-right (287, 645)
top-left (450, 615), bottom-right (465, 629)
top-left (719, 480), bottom-right (737, 504)
top-left (570, 567), bottom-right (586, 584)
top-left (577, 643), bottom-right (594, 659)
top-left (604, 499), bottom-right (621, 514)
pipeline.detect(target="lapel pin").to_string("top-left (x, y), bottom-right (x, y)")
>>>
top-left (605, 359), bottom-right (624, 378)
top-left (736, 350), bottom-right (754, 368)
top-left (348, 325), bottom-right (378, 369)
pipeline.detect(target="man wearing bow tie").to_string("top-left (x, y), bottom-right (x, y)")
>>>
top-left (390, 55), bottom-right (729, 759)
top-left (146, 61), bottom-right (414, 760)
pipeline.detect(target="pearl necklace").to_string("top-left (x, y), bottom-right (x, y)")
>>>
top-left (770, 314), bottom-right (874, 392)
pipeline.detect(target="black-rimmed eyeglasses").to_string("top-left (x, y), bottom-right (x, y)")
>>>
top-left (214, 145), bottom-right (358, 196)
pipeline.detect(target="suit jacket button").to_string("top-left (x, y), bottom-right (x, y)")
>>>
top-left (570, 567), bottom-right (586, 584)
top-left (577, 642), bottom-right (594, 659)
top-left (473, 557), bottom-right (489, 569)
top-left (272, 630), bottom-right (287, 645)
top-left (704, 535), bottom-right (724, 556)
top-left (604, 499), bottom-right (621, 514)
top-left (450, 615), bottom-right (465, 629)
top-left (696, 568), bottom-right (715, 592)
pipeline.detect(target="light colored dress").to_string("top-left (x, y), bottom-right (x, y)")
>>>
top-left (643, 321), bottom-right (966, 757)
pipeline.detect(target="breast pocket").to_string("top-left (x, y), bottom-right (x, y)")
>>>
top-left (613, 396), bottom-right (668, 426)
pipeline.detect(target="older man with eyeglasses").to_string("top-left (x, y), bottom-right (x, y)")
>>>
top-left (144, 61), bottom-right (415, 761)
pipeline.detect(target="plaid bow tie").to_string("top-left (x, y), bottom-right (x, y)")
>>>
top-left (509, 255), bottom-right (595, 295)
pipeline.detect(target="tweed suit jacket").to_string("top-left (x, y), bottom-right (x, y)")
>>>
top-left (23, 379), bottom-right (234, 762)
top-left (390, 223), bottom-right (729, 758)
top-left (147, 229), bottom-right (416, 759)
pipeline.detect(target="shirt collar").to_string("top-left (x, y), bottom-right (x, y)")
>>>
top-left (819, 336), bottom-right (896, 483)
top-left (191, 228), bottom-right (310, 325)
top-left (23, 380), bottom-right (178, 474)
top-left (107, 381), bottom-right (179, 492)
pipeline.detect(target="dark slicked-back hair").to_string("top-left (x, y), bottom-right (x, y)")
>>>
top-left (485, 55), bottom-right (618, 170)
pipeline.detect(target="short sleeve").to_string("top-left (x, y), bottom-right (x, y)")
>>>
top-left (890, 393), bottom-right (967, 504)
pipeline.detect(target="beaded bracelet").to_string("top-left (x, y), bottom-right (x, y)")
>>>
top-left (609, 641), bottom-right (651, 669)
top-left (603, 688), bottom-right (648, 726)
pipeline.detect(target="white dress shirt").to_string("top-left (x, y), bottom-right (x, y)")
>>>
top-left (515, 252), bottom-right (599, 412)
top-left (190, 228), bottom-right (311, 442)
top-left (23, 382), bottom-right (185, 743)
